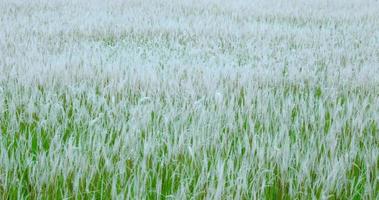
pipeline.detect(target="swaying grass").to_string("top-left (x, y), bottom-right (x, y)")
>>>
top-left (0, 0), bottom-right (379, 199)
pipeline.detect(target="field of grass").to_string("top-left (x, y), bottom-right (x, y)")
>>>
top-left (0, 0), bottom-right (379, 199)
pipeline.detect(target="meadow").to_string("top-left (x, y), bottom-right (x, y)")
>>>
top-left (0, 0), bottom-right (378, 199)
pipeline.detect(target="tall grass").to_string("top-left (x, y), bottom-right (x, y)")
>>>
top-left (0, 0), bottom-right (378, 199)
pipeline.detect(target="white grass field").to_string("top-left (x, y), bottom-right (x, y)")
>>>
top-left (0, 0), bottom-right (379, 199)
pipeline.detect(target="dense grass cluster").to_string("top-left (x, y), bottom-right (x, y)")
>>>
top-left (0, 0), bottom-right (378, 199)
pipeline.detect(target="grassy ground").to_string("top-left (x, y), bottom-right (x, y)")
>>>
top-left (0, 0), bottom-right (378, 199)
